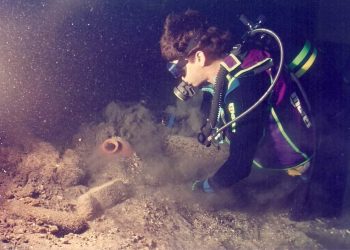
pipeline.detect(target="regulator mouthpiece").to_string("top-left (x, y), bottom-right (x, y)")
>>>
top-left (173, 81), bottom-right (196, 101)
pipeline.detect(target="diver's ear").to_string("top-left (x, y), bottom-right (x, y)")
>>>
top-left (194, 50), bottom-right (206, 67)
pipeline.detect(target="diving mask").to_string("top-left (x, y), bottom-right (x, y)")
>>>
top-left (167, 58), bottom-right (188, 79)
top-left (167, 58), bottom-right (196, 101)
top-left (167, 36), bottom-right (202, 101)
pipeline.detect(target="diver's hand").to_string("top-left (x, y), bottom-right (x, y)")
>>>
top-left (192, 179), bottom-right (215, 193)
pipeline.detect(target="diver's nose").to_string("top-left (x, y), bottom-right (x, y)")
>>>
top-left (181, 76), bottom-right (192, 86)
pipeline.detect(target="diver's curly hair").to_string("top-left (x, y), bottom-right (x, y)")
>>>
top-left (160, 10), bottom-right (232, 61)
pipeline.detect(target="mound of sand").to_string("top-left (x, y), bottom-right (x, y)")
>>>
top-left (0, 103), bottom-right (349, 249)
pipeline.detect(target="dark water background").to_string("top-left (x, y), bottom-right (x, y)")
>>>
top-left (0, 0), bottom-right (349, 146)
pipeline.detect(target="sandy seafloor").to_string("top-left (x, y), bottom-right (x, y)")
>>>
top-left (0, 1), bottom-right (349, 249)
top-left (0, 101), bottom-right (349, 250)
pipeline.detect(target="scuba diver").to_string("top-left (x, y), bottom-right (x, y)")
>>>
top-left (160, 10), bottom-right (346, 221)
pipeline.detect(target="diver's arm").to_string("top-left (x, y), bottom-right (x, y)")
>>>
top-left (208, 74), bottom-right (269, 189)
top-left (209, 112), bottom-right (264, 189)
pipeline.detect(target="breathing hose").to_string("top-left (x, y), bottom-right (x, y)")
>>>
top-left (207, 28), bottom-right (284, 142)
top-left (198, 66), bottom-right (228, 146)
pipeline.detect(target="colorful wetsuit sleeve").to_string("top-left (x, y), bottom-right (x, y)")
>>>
top-left (209, 73), bottom-right (270, 189)
top-left (209, 113), bottom-right (265, 188)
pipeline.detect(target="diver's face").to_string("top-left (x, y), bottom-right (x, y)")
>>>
top-left (182, 51), bottom-right (208, 87)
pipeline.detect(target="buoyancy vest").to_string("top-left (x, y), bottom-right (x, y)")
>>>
top-left (253, 72), bottom-right (315, 170)
top-left (202, 46), bottom-right (316, 171)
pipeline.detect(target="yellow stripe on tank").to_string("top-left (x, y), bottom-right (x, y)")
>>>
top-left (295, 48), bottom-right (318, 78)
